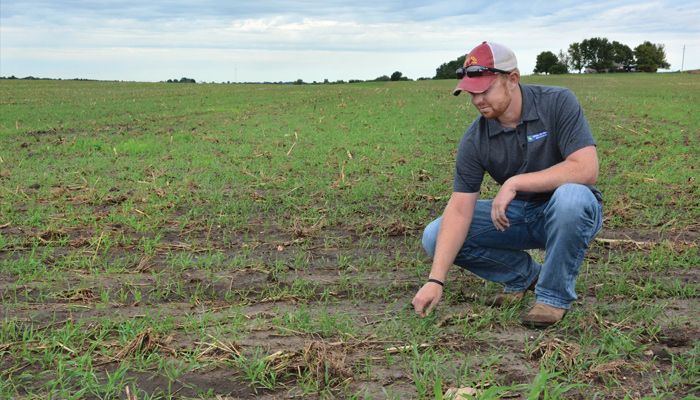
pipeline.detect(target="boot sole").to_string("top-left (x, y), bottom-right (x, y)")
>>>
top-left (521, 319), bottom-right (559, 329)
top-left (521, 310), bottom-right (567, 329)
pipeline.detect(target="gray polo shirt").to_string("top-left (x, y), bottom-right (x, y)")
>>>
top-left (454, 84), bottom-right (602, 202)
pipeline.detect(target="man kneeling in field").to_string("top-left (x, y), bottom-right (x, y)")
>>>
top-left (411, 41), bottom-right (603, 328)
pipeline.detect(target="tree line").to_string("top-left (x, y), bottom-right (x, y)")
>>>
top-left (536, 38), bottom-right (670, 74)
top-left (0, 76), bottom-right (96, 81)
top-left (1, 38), bottom-right (674, 85)
top-left (435, 38), bottom-right (671, 78)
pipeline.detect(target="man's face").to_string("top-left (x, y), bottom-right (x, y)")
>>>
top-left (468, 75), bottom-right (511, 119)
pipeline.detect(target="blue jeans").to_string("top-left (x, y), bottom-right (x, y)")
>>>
top-left (422, 184), bottom-right (603, 309)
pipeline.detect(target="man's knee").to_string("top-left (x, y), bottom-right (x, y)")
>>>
top-left (548, 184), bottom-right (600, 225)
top-left (552, 184), bottom-right (596, 210)
top-left (422, 217), bottom-right (442, 259)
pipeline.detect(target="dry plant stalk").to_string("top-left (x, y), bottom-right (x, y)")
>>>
top-left (586, 359), bottom-right (639, 379)
top-left (589, 359), bottom-right (626, 375)
top-left (445, 386), bottom-right (479, 399)
top-left (595, 237), bottom-right (654, 250)
top-left (385, 343), bottom-right (431, 354)
top-left (59, 288), bottom-right (96, 303)
top-left (528, 337), bottom-right (580, 370)
top-left (135, 256), bottom-right (154, 272)
top-left (115, 328), bottom-right (159, 360)
top-left (302, 340), bottom-right (352, 385)
top-left (437, 311), bottom-right (481, 327)
top-left (197, 335), bottom-right (242, 362)
top-left (265, 349), bottom-right (300, 373)
top-left (36, 228), bottom-right (68, 242)
top-left (125, 385), bottom-right (137, 400)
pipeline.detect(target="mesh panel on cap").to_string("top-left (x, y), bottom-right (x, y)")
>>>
top-left (488, 42), bottom-right (518, 71)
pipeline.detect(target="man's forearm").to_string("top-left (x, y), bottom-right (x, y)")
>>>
top-left (506, 146), bottom-right (598, 194)
top-left (428, 193), bottom-right (477, 281)
top-left (430, 217), bottom-right (469, 281)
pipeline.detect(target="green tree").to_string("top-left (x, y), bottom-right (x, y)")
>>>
top-left (580, 37), bottom-right (614, 72)
top-left (390, 71), bottom-right (403, 81)
top-left (168, 77), bottom-right (196, 83)
top-left (553, 50), bottom-right (570, 74)
top-left (634, 41), bottom-right (670, 72)
top-left (534, 51), bottom-right (559, 74)
top-left (568, 42), bottom-right (584, 73)
top-left (557, 50), bottom-right (570, 68)
top-left (434, 55), bottom-right (466, 79)
top-left (611, 41), bottom-right (635, 67)
top-left (550, 63), bottom-right (569, 74)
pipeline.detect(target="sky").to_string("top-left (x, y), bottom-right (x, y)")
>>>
top-left (1, 0), bottom-right (699, 83)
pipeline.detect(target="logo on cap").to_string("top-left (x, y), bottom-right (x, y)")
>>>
top-left (467, 55), bottom-right (478, 66)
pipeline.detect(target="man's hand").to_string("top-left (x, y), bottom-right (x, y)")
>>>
top-left (412, 282), bottom-right (443, 317)
top-left (491, 178), bottom-right (517, 231)
top-left (489, 147), bottom-right (599, 231)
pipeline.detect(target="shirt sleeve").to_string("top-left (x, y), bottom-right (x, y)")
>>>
top-left (453, 123), bottom-right (484, 193)
top-left (554, 89), bottom-right (596, 158)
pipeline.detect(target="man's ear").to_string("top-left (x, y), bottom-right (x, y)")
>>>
top-left (508, 69), bottom-right (520, 84)
top-left (506, 69), bottom-right (520, 90)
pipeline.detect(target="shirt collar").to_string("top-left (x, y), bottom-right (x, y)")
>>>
top-left (520, 84), bottom-right (539, 122)
top-left (485, 84), bottom-right (539, 137)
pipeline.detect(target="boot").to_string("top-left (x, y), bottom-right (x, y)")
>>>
top-left (521, 303), bottom-right (567, 328)
top-left (491, 280), bottom-right (537, 307)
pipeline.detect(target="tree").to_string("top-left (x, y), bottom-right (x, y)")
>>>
top-left (168, 77), bottom-right (196, 83)
top-left (634, 41), bottom-right (670, 72)
top-left (550, 63), bottom-right (569, 74)
top-left (557, 50), bottom-right (571, 71)
top-left (611, 41), bottom-right (635, 68)
top-left (580, 37), bottom-right (614, 72)
top-left (568, 42), bottom-right (584, 73)
top-left (390, 71), bottom-right (403, 81)
top-left (434, 55), bottom-right (466, 79)
top-left (534, 51), bottom-right (559, 74)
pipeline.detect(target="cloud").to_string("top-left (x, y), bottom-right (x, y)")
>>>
top-left (1, 0), bottom-right (698, 81)
top-left (1, 0), bottom-right (463, 24)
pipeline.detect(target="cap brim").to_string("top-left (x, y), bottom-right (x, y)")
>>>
top-left (452, 75), bottom-right (497, 96)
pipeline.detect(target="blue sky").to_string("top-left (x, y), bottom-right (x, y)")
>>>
top-left (1, 0), bottom-right (698, 82)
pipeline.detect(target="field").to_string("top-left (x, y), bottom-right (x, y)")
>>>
top-left (0, 74), bottom-right (698, 399)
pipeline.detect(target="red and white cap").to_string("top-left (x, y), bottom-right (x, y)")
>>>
top-left (453, 41), bottom-right (518, 96)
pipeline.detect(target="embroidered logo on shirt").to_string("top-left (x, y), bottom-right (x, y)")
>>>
top-left (527, 131), bottom-right (548, 142)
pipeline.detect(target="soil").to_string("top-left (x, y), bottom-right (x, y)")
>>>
top-left (0, 222), bottom-right (698, 399)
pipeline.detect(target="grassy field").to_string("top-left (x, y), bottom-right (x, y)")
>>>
top-left (0, 74), bottom-right (698, 399)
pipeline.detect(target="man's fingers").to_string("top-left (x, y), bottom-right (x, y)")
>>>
top-left (412, 297), bottom-right (426, 317)
top-left (413, 296), bottom-right (434, 317)
top-left (417, 305), bottom-right (427, 318)
top-left (492, 213), bottom-right (503, 230)
top-left (413, 283), bottom-right (443, 317)
top-left (498, 213), bottom-right (509, 229)
top-left (491, 207), bottom-right (509, 231)
top-left (425, 299), bottom-right (437, 316)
